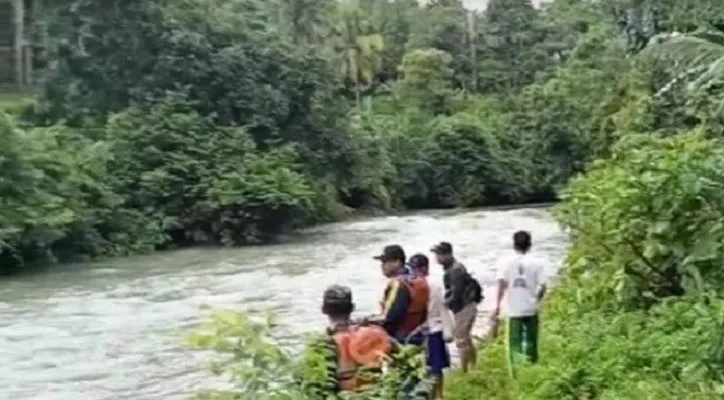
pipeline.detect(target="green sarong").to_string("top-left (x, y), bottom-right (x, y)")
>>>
top-left (506, 314), bottom-right (539, 376)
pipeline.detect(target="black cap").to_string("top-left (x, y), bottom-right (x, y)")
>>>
top-left (373, 244), bottom-right (406, 262)
top-left (407, 253), bottom-right (429, 269)
top-left (323, 285), bottom-right (353, 306)
top-left (430, 241), bottom-right (453, 255)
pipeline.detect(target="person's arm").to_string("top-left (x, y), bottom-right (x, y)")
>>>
top-left (443, 271), bottom-right (453, 304)
top-left (440, 289), bottom-right (455, 342)
top-left (494, 278), bottom-right (508, 317)
top-left (493, 259), bottom-right (508, 317)
top-left (537, 261), bottom-right (548, 302)
top-left (381, 279), bottom-right (410, 336)
top-left (537, 283), bottom-right (547, 302)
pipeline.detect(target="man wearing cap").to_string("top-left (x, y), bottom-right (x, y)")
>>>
top-left (408, 253), bottom-right (453, 399)
top-left (432, 241), bottom-right (482, 373)
top-left (374, 244), bottom-right (430, 346)
top-left (299, 285), bottom-right (392, 395)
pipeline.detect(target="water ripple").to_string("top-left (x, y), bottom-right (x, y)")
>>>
top-left (0, 207), bottom-right (568, 399)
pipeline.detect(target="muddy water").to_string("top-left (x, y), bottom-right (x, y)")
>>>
top-left (0, 207), bottom-right (567, 400)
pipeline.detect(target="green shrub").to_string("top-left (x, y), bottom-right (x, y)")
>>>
top-left (106, 96), bottom-right (317, 247)
top-left (189, 311), bottom-right (431, 400)
top-left (419, 112), bottom-right (517, 207)
top-left (0, 113), bottom-right (157, 270)
top-left (447, 132), bottom-right (724, 399)
top-left (557, 132), bottom-right (724, 309)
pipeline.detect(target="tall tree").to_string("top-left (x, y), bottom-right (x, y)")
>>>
top-left (328, 1), bottom-right (385, 108)
top-left (272, 0), bottom-right (334, 45)
top-left (406, 0), bottom-right (474, 90)
top-left (396, 48), bottom-right (455, 115)
top-left (479, 0), bottom-right (551, 93)
top-left (358, 0), bottom-right (419, 82)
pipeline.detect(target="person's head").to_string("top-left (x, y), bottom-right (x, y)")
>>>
top-left (430, 241), bottom-right (454, 267)
top-left (374, 244), bottom-right (406, 278)
top-left (321, 284), bottom-right (355, 321)
top-left (407, 253), bottom-right (430, 277)
top-left (513, 230), bottom-right (532, 253)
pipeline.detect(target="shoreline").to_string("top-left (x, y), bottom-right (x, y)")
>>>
top-left (1, 201), bottom-right (559, 278)
top-left (341, 200), bottom-right (558, 223)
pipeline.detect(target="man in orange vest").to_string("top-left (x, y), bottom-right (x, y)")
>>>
top-left (373, 244), bottom-right (431, 346)
top-left (317, 285), bottom-right (392, 394)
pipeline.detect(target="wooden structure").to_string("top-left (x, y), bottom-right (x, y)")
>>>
top-left (0, 0), bottom-right (39, 86)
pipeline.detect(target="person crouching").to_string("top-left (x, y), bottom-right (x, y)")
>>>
top-left (321, 285), bottom-right (393, 393)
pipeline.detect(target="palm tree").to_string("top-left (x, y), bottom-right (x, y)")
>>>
top-left (328, 1), bottom-right (385, 109)
top-left (640, 29), bottom-right (724, 112)
top-left (274, 0), bottom-right (333, 45)
top-left (638, 30), bottom-right (724, 121)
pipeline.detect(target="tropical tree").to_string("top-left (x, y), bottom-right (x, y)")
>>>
top-left (327, 1), bottom-right (385, 108)
top-left (272, 0), bottom-right (333, 45)
top-left (638, 29), bottom-right (724, 133)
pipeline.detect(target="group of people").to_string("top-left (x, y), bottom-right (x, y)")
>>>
top-left (315, 230), bottom-right (548, 399)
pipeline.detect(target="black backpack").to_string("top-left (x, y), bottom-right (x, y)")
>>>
top-left (466, 272), bottom-right (483, 304)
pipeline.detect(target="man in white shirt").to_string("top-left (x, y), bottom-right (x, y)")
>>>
top-left (493, 230), bottom-right (548, 374)
top-left (408, 253), bottom-right (454, 399)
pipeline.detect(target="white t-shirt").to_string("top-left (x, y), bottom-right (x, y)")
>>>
top-left (427, 280), bottom-right (454, 337)
top-left (495, 252), bottom-right (548, 317)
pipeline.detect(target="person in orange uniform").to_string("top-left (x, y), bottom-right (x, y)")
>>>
top-left (373, 244), bottom-right (431, 346)
top-left (320, 285), bottom-right (393, 393)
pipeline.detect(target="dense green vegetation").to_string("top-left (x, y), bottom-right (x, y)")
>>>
top-left (2, 0), bottom-right (615, 271)
top-left (446, 133), bottom-right (724, 399)
top-left (177, 0), bottom-right (724, 399)
top-left (189, 312), bottom-right (432, 399)
top-left (5, 0), bottom-right (724, 396)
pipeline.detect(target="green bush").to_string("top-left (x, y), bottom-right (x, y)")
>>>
top-left (0, 96), bottom-right (320, 270)
top-left (446, 132), bottom-right (724, 399)
top-left (106, 96), bottom-right (317, 247)
top-left (449, 297), bottom-right (724, 400)
top-left (0, 113), bottom-right (155, 270)
top-left (189, 311), bottom-right (431, 400)
top-left (37, 0), bottom-right (357, 192)
top-left (557, 132), bottom-right (724, 309)
top-left (419, 112), bottom-right (517, 207)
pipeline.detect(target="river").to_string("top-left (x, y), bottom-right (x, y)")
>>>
top-left (0, 207), bottom-right (568, 400)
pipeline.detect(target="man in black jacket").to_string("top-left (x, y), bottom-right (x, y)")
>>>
top-left (431, 241), bottom-right (481, 373)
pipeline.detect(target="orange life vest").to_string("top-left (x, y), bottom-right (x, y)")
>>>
top-left (332, 325), bottom-right (391, 392)
top-left (397, 275), bottom-right (430, 337)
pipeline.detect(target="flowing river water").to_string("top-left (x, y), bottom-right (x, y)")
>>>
top-left (0, 207), bottom-right (568, 400)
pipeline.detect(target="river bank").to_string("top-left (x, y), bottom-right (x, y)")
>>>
top-left (1, 201), bottom-right (559, 278)
top-left (0, 206), bottom-right (567, 400)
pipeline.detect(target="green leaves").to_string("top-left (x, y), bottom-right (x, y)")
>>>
top-left (108, 97), bottom-right (317, 247)
top-left (396, 48), bottom-right (455, 115)
top-left (0, 114), bottom-right (153, 269)
top-left (189, 311), bottom-right (432, 400)
top-left (557, 132), bottom-right (724, 304)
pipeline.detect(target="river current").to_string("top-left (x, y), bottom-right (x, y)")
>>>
top-left (0, 207), bottom-right (568, 399)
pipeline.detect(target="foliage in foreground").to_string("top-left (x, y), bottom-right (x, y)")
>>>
top-left (445, 133), bottom-right (724, 399)
top-left (188, 311), bottom-right (430, 400)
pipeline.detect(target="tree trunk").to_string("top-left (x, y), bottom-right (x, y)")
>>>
top-left (467, 10), bottom-right (477, 92)
top-left (13, 0), bottom-right (24, 86)
top-left (355, 84), bottom-right (361, 110)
